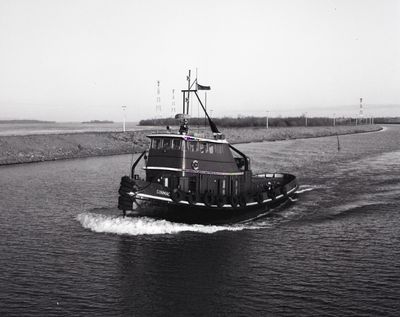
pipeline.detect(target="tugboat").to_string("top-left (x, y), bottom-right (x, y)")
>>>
top-left (118, 71), bottom-right (298, 224)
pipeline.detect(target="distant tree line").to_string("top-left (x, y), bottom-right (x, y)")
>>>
top-left (82, 120), bottom-right (114, 124)
top-left (373, 117), bottom-right (400, 124)
top-left (0, 119), bottom-right (56, 124)
top-left (139, 116), bottom-right (384, 128)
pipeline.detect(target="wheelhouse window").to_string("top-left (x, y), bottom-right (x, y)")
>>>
top-left (152, 138), bottom-right (162, 150)
top-left (172, 138), bottom-right (181, 150)
top-left (163, 138), bottom-right (171, 150)
top-left (208, 143), bottom-right (215, 154)
top-left (184, 141), bottom-right (223, 154)
top-left (200, 142), bottom-right (208, 154)
top-left (187, 141), bottom-right (198, 152)
top-left (151, 138), bottom-right (182, 151)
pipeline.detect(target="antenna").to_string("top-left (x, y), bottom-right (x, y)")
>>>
top-left (156, 80), bottom-right (161, 118)
top-left (204, 92), bottom-right (207, 128)
top-left (186, 70), bottom-right (191, 114)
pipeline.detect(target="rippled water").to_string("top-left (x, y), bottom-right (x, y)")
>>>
top-left (1, 125), bottom-right (399, 316)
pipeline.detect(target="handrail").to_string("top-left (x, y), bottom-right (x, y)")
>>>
top-left (131, 150), bottom-right (147, 178)
top-left (229, 144), bottom-right (249, 171)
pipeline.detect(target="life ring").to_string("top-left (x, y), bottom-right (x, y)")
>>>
top-left (203, 192), bottom-right (214, 207)
top-left (191, 160), bottom-right (199, 170)
top-left (230, 195), bottom-right (239, 208)
top-left (187, 192), bottom-right (198, 205)
top-left (239, 194), bottom-right (247, 208)
top-left (216, 195), bottom-right (226, 208)
top-left (171, 189), bottom-right (183, 203)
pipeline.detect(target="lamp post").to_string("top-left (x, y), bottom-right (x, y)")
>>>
top-left (122, 105), bottom-right (126, 132)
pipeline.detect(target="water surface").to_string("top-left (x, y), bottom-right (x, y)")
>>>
top-left (1, 125), bottom-right (399, 316)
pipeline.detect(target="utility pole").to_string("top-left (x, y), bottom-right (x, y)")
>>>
top-left (333, 113), bottom-right (336, 127)
top-left (156, 80), bottom-right (161, 118)
top-left (122, 105), bottom-right (126, 132)
top-left (171, 89), bottom-right (176, 116)
top-left (265, 110), bottom-right (269, 129)
top-left (305, 112), bottom-right (308, 127)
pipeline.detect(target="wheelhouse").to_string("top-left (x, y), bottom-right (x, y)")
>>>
top-left (145, 134), bottom-right (251, 198)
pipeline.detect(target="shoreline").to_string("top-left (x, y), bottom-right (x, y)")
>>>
top-left (0, 125), bottom-right (382, 166)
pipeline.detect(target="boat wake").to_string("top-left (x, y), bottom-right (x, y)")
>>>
top-left (76, 212), bottom-right (252, 236)
top-left (295, 185), bottom-right (320, 194)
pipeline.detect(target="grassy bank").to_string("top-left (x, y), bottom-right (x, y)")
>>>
top-left (0, 125), bottom-right (382, 165)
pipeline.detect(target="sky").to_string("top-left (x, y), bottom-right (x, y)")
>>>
top-left (0, 0), bottom-right (399, 122)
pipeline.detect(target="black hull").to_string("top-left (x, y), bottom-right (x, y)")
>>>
top-left (127, 187), bottom-right (297, 225)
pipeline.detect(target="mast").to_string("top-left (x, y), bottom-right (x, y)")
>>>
top-left (186, 70), bottom-right (191, 115)
top-left (177, 70), bottom-right (220, 135)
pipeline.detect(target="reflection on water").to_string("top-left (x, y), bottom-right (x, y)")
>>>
top-left (1, 125), bottom-right (400, 316)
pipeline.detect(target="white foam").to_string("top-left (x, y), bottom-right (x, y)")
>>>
top-left (295, 184), bottom-right (326, 194)
top-left (295, 187), bottom-right (315, 194)
top-left (77, 212), bottom-right (249, 236)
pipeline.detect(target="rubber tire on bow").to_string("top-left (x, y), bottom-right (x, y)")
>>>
top-left (120, 176), bottom-right (134, 187)
top-left (118, 196), bottom-right (133, 210)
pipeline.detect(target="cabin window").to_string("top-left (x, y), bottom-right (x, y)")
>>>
top-left (187, 141), bottom-right (198, 152)
top-left (200, 142), bottom-right (208, 154)
top-left (163, 138), bottom-right (171, 150)
top-left (172, 139), bottom-right (181, 150)
top-left (152, 138), bottom-right (162, 150)
top-left (208, 144), bottom-right (215, 154)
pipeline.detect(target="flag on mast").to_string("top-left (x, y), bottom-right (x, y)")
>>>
top-left (197, 83), bottom-right (211, 90)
